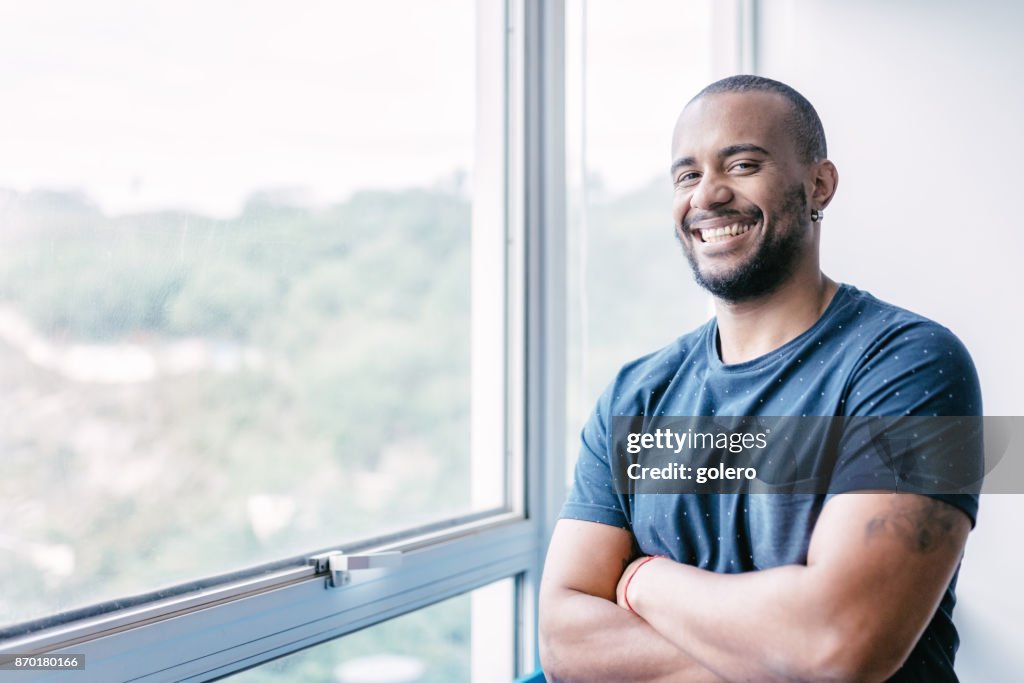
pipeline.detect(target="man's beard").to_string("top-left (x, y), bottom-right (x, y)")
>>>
top-left (678, 185), bottom-right (808, 303)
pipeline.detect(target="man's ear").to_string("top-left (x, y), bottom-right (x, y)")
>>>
top-left (810, 159), bottom-right (839, 211)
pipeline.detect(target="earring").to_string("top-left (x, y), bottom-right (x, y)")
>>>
top-left (811, 209), bottom-right (823, 222)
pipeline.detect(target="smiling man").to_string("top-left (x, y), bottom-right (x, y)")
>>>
top-left (538, 76), bottom-right (981, 682)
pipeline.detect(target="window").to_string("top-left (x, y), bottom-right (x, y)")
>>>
top-left (0, 0), bottom-right (516, 631)
top-left (0, 0), bottom-right (565, 679)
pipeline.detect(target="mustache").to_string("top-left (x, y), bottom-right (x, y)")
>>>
top-left (682, 208), bottom-right (763, 232)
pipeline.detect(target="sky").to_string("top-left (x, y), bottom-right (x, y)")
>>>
top-left (0, 0), bottom-right (476, 217)
top-left (0, 0), bottom-right (714, 218)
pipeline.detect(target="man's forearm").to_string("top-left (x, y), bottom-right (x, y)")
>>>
top-left (627, 560), bottom-right (832, 682)
top-left (540, 587), bottom-right (728, 682)
top-left (622, 495), bottom-right (968, 682)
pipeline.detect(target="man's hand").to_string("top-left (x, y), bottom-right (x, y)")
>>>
top-left (539, 519), bottom-right (728, 682)
top-left (615, 554), bottom-right (663, 611)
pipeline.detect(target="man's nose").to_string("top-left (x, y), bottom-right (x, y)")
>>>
top-left (690, 173), bottom-right (733, 211)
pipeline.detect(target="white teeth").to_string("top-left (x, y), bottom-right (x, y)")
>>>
top-left (700, 222), bottom-right (755, 243)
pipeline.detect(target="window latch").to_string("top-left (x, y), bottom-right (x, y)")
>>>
top-left (307, 551), bottom-right (403, 588)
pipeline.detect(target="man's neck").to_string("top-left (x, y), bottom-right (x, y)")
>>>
top-left (714, 271), bottom-right (839, 365)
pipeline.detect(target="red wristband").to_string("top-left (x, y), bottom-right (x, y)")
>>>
top-left (623, 555), bottom-right (665, 614)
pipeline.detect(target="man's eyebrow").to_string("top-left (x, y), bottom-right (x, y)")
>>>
top-left (719, 143), bottom-right (771, 159)
top-left (670, 156), bottom-right (696, 176)
top-left (670, 143), bottom-right (772, 176)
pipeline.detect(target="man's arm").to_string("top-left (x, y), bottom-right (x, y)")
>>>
top-left (539, 518), bottom-right (729, 682)
top-left (619, 493), bottom-right (970, 683)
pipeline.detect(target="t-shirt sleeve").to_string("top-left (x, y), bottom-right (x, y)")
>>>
top-left (559, 385), bottom-right (631, 529)
top-left (827, 320), bottom-right (983, 526)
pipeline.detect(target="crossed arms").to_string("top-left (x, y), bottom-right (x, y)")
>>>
top-left (538, 493), bottom-right (970, 683)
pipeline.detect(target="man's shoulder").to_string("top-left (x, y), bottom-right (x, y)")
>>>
top-left (612, 320), bottom-right (713, 387)
top-left (589, 320), bottom-right (713, 417)
top-left (838, 284), bottom-right (980, 415)
top-left (839, 284), bottom-right (971, 359)
top-left (841, 283), bottom-right (936, 326)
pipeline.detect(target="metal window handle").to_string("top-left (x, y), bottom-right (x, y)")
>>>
top-left (309, 551), bottom-right (403, 588)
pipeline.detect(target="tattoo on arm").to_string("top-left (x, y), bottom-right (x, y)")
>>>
top-left (865, 496), bottom-right (964, 554)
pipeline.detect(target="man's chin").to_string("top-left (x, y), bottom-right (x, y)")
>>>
top-left (692, 263), bottom-right (773, 302)
top-left (681, 243), bottom-right (779, 301)
top-left (694, 263), bottom-right (749, 290)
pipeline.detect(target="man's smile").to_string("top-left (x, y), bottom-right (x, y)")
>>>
top-left (692, 220), bottom-right (761, 244)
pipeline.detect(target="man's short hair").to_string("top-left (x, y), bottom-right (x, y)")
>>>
top-left (690, 75), bottom-right (827, 164)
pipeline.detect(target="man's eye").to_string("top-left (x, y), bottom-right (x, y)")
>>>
top-left (731, 162), bottom-right (757, 172)
top-left (676, 172), bottom-right (700, 184)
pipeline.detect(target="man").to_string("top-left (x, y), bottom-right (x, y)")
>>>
top-left (538, 75), bottom-right (981, 682)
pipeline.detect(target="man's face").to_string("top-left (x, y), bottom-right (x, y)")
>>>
top-left (671, 91), bottom-right (815, 302)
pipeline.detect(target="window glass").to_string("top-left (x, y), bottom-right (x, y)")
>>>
top-left (564, 0), bottom-right (716, 479)
top-left (0, 0), bottom-right (504, 628)
top-left (224, 579), bottom-right (514, 683)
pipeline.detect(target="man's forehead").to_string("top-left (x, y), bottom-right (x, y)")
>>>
top-left (671, 91), bottom-right (792, 158)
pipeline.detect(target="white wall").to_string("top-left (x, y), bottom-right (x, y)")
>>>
top-left (757, 0), bottom-right (1024, 678)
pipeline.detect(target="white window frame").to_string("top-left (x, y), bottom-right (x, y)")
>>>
top-left (0, 1), bottom-right (570, 680)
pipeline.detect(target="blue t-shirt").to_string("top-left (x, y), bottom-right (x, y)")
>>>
top-left (561, 283), bottom-right (981, 682)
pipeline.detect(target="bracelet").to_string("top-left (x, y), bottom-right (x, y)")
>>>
top-left (623, 555), bottom-right (665, 614)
